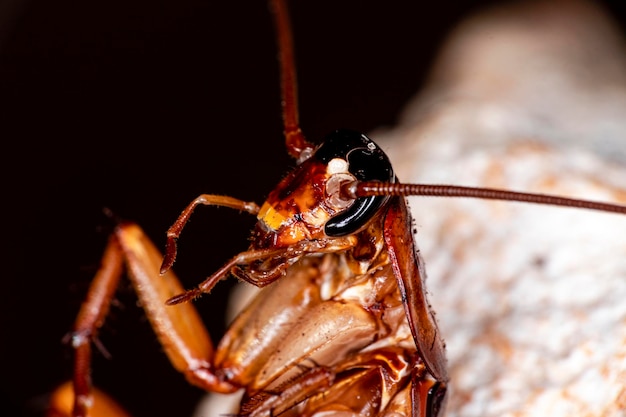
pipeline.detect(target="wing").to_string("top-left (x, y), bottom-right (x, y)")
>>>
top-left (383, 196), bottom-right (448, 383)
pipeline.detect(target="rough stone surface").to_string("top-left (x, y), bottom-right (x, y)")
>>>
top-left (375, 0), bottom-right (626, 415)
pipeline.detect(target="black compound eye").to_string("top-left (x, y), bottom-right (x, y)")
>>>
top-left (315, 129), bottom-right (395, 237)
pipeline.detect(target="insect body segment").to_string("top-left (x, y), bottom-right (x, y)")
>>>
top-left (212, 130), bottom-right (448, 416)
top-left (214, 189), bottom-right (444, 417)
top-left (256, 129), bottom-right (394, 244)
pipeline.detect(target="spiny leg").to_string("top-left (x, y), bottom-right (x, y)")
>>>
top-left (61, 223), bottom-right (243, 417)
top-left (161, 195), bottom-right (260, 274)
top-left (64, 236), bottom-right (125, 417)
top-left (164, 246), bottom-right (292, 305)
top-left (114, 223), bottom-right (237, 392)
top-left (239, 365), bottom-right (335, 417)
top-left (165, 237), bottom-right (349, 306)
top-left (239, 348), bottom-right (431, 416)
top-left (165, 241), bottom-right (313, 306)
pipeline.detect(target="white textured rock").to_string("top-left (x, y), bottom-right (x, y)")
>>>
top-left (375, 0), bottom-right (626, 415)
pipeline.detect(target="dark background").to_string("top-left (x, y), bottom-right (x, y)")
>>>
top-left (1, 1), bottom-right (624, 416)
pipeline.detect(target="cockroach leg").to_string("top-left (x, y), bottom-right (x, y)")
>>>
top-left (63, 236), bottom-right (125, 417)
top-left (239, 365), bottom-right (335, 417)
top-left (161, 195), bottom-right (260, 274)
top-left (164, 246), bottom-right (295, 305)
top-left (166, 238), bottom-right (355, 305)
top-left (59, 222), bottom-right (248, 417)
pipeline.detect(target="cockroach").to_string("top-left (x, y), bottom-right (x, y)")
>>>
top-left (48, 0), bottom-right (626, 416)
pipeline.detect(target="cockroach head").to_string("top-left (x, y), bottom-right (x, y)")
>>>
top-left (317, 129), bottom-right (395, 237)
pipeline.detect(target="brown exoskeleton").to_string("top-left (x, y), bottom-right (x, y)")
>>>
top-left (48, 0), bottom-right (626, 416)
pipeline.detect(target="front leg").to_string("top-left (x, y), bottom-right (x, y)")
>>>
top-left (49, 222), bottom-right (238, 417)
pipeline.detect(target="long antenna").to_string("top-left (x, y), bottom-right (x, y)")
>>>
top-left (346, 182), bottom-right (626, 214)
top-left (269, 0), bottom-right (315, 160)
top-left (269, 0), bottom-right (626, 217)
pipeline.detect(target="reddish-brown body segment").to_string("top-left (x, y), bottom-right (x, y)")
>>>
top-left (384, 198), bottom-right (448, 383)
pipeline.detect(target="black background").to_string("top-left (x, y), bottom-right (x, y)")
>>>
top-left (1, 1), bottom-right (625, 416)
